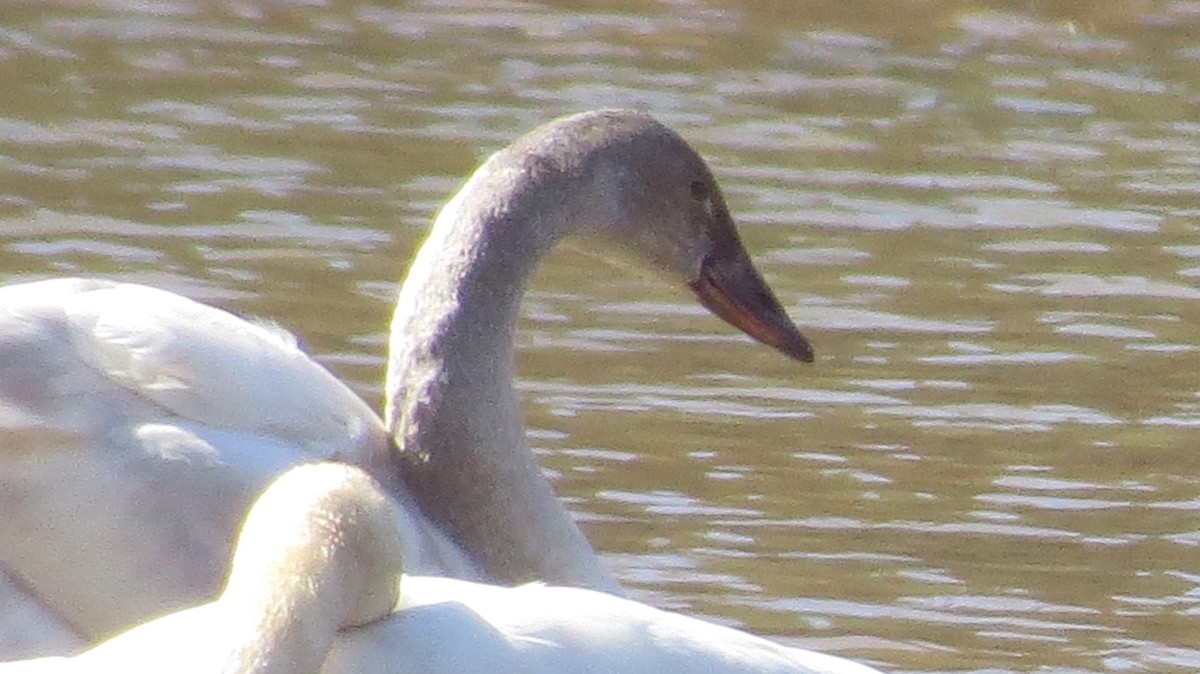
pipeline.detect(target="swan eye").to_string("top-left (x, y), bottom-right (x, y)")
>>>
top-left (689, 180), bottom-right (709, 202)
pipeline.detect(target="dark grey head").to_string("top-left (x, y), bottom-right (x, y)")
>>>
top-left (497, 109), bottom-right (813, 362)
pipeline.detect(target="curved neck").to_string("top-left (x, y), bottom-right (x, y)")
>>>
top-left (222, 479), bottom-right (402, 674)
top-left (221, 558), bottom-right (349, 673)
top-left (384, 151), bottom-right (620, 594)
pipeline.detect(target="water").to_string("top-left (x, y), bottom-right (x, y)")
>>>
top-left (4, 1), bottom-right (1200, 671)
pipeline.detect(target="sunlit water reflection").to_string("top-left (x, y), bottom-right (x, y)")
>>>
top-left (4, 1), bottom-right (1200, 671)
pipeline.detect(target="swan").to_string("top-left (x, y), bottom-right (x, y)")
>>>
top-left (0, 109), bottom-right (814, 651)
top-left (0, 463), bottom-right (403, 674)
top-left (1, 463), bottom-right (883, 674)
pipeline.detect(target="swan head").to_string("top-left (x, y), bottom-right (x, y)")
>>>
top-left (505, 109), bottom-right (814, 362)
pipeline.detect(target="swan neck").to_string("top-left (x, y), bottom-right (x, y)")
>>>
top-left (385, 150), bottom-right (620, 592)
top-left (413, 152), bottom-right (580, 327)
top-left (222, 478), bottom-right (402, 674)
top-left (387, 150), bottom-right (586, 436)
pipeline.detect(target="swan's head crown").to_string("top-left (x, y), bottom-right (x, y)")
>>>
top-left (503, 110), bottom-right (726, 268)
top-left (505, 109), bottom-right (813, 362)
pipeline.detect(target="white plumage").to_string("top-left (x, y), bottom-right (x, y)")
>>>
top-left (0, 278), bottom-right (471, 650)
top-left (2, 464), bottom-right (882, 674)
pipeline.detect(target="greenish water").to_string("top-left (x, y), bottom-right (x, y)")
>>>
top-left (4, 1), bottom-right (1200, 671)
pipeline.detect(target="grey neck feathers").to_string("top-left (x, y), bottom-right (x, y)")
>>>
top-left (384, 141), bottom-right (620, 593)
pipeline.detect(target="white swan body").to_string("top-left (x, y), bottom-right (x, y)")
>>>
top-left (1, 464), bottom-right (882, 674)
top-left (340, 578), bottom-right (885, 674)
top-left (0, 110), bottom-right (813, 654)
top-left (0, 278), bottom-right (475, 650)
top-left (1, 463), bottom-right (403, 674)
top-left (0, 570), bottom-right (82, 659)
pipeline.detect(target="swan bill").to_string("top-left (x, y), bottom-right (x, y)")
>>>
top-left (689, 253), bottom-right (814, 363)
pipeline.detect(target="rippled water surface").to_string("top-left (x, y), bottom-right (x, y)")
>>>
top-left (5, 1), bottom-right (1200, 671)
